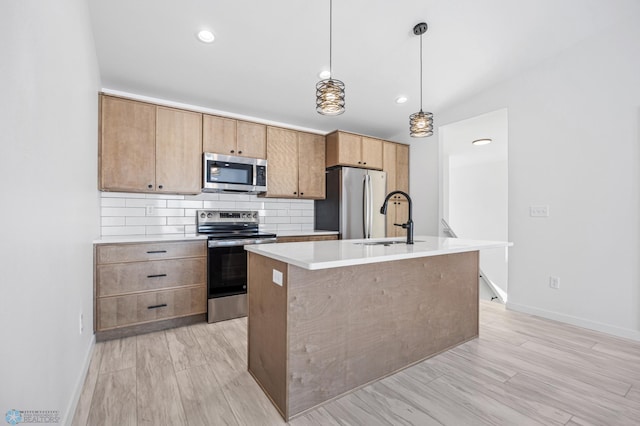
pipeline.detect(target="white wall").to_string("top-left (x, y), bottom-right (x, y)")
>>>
top-left (0, 1), bottom-right (101, 423)
top-left (411, 16), bottom-right (640, 339)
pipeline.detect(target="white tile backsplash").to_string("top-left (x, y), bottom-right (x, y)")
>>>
top-left (100, 192), bottom-right (316, 236)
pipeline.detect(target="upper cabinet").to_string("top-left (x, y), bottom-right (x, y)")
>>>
top-left (265, 127), bottom-right (325, 199)
top-left (325, 131), bottom-right (383, 170)
top-left (383, 141), bottom-right (409, 194)
top-left (99, 95), bottom-right (202, 194)
top-left (203, 115), bottom-right (266, 159)
top-left (382, 141), bottom-right (410, 237)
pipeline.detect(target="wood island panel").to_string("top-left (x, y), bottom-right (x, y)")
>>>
top-left (248, 250), bottom-right (479, 420)
top-left (247, 253), bottom-right (289, 418)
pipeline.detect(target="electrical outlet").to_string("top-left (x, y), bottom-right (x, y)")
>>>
top-left (146, 205), bottom-right (154, 215)
top-left (272, 269), bottom-right (283, 286)
top-left (79, 312), bottom-right (84, 334)
top-left (549, 276), bottom-right (560, 289)
top-left (530, 205), bottom-right (549, 217)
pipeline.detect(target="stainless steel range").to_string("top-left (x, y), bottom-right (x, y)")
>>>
top-left (196, 210), bottom-right (276, 323)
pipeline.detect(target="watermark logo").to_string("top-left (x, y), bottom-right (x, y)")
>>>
top-left (4, 410), bottom-right (59, 424)
top-left (5, 410), bottom-right (22, 425)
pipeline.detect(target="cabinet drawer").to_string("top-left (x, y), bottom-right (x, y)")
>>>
top-left (97, 286), bottom-right (206, 330)
top-left (96, 241), bottom-right (205, 264)
top-left (97, 257), bottom-right (205, 296)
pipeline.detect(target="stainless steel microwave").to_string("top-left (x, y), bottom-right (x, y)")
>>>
top-left (202, 153), bottom-right (267, 194)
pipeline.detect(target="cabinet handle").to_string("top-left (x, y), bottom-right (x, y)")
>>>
top-left (363, 162), bottom-right (367, 165)
top-left (230, 150), bottom-right (235, 153)
top-left (358, 161), bottom-right (362, 164)
top-left (147, 274), bottom-right (167, 278)
top-left (146, 250), bottom-right (167, 254)
top-left (300, 192), bottom-right (304, 196)
top-left (158, 184), bottom-right (163, 189)
top-left (147, 303), bottom-right (167, 310)
top-left (294, 192), bottom-right (297, 195)
top-left (147, 184), bottom-right (153, 189)
top-left (238, 150), bottom-right (243, 154)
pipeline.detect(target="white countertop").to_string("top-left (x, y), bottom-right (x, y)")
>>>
top-left (245, 236), bottom-right (512, 270)
top-left (275, 230), bottom-right (338, 237)
top-left (93, 234), bottom-right (208, 244)
top-left (93, 230), bottom-right (338, 244)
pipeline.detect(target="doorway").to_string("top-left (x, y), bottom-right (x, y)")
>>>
top-left (440, 108), bottom-right (509, 301)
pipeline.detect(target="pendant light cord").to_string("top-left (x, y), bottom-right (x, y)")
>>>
top-left (419, 31), bottom-right (423, 112)
top-left (329, 0), bottom-right (333, 78)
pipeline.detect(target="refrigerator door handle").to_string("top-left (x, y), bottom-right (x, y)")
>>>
top-left (367, 175), bottom-right (373, 238)
top-left (362, 175), bottom-right (369, 238)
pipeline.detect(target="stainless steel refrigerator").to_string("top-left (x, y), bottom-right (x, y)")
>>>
top-left (315, 167), bottom-right (387, 239)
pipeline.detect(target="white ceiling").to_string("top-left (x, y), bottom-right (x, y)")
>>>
top-left (88, 0), bottom-right (637, 140)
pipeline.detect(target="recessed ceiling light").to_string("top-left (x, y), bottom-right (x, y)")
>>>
top-left (472, 138), bottom-right (492, 146)
top-left (395, 96), bottom-right (408, 104)
top-left (197, 30), bottom-right (215, 43)
top-left (318, 70), bottom-right (331, 79)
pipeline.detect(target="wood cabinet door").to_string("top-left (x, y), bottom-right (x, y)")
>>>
top-left (155, 107), bottom-right (202, 194)
top-left (266, 127), bottom-right (299, 197)
top-left (237, 121), bottom-right (267, 159)
top-left (383, 142), bottom-right (397, 194)
top-left (386, 200), bottom-right (409, 237)
top-left (298, 133), bottom-right (326, 199)
top-left (100, 96), bottom-right (156, 192)
top-left (361, 137), bottom-right (383, 170)
top-left (396, 143), bottom-right (409, 194)
top-left (203, 115), bottom-right (236, 155)
top-left (333, 132), bottom-right (362, 167)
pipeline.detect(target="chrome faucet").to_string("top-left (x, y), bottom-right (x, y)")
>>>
top-left (380, 191), bottom-right (414, 244)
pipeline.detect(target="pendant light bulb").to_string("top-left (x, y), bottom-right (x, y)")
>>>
top-left (316, 0), bottom-right (345, 115)
top-left (409, 22), bottom-right (433, 137)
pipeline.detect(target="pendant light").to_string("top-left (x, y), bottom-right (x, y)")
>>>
top-left (316, 0), bottom-right (345, 115)
top-left (409, 22), bottom-right (433, 137)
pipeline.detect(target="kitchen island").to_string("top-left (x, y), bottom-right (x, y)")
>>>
top-left (245, 236), bottom-right (510, 420)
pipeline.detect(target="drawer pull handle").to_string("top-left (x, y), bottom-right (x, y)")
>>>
top-left (147, 303), bottom-right (167, 310)
top-left (147, 274), bottom-right (167, 278)
top-left (146, 250), bottom-right (167, 254)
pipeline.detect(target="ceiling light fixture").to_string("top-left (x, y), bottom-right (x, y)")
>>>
top-left (409, 22), bottom-right (433, 138)
top-left (472, 138), bottom-right (492, 146)
top-left (396, 96), bottom-right (408, 104)
top-left (316, 0), bottom-right (345, 115)
top-left (197, 30), bottom-right (215, 43)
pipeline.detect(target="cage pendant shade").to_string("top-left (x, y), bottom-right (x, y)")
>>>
top-left (410, 110), bottom-right (433, 137)
top-left (316, 0), bottom-right (345, 115)
top-left (316, 78), bottom-right (345, 115)
top-left (410, 21), bottom-right (433, 138)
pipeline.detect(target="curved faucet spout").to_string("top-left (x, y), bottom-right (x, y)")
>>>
top-left (380, 191), bottom-right (414, 244)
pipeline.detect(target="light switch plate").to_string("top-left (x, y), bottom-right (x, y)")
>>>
top-left (272, 269), bottom-right (283, 286)
top-left (530, 205), bottom-right (549, 217)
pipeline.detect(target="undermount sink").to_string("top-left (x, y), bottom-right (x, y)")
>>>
top-left (355, 240), bottom-right (423, 246)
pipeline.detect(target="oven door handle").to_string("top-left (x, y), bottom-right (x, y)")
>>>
top-left (208, 237), bottom-right (277, 248)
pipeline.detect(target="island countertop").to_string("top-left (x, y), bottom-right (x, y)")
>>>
top-left (245, 235), bottom-right (511, 270)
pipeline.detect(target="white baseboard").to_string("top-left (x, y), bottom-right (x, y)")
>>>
top-left (62, 335), bottom-right (96, 426)
top-left (506, 302), bottom-right (640, 342)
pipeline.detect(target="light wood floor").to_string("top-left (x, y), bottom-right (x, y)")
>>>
top-left (72, 301), bottom-right (640, 425)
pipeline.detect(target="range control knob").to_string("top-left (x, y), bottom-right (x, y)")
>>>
top-left (207, 212), bottom-right (213, 218)
top-left (200, 212), bottom-right (206, 218)
top-left (253, 213), bottom-right (258, 218)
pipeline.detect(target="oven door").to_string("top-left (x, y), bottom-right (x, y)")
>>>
top-left (208, 244), bottom-right (248, 298)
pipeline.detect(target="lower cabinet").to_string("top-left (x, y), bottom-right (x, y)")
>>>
top-left (94, 240), bottom-right (207, 339)
top-left (385, 200), bottom-right (409, 238)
